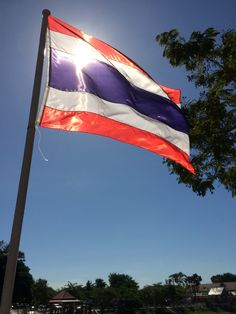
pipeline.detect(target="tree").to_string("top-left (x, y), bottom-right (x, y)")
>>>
top-left (85, 280), bottom-right (93, 290)
top-left (139, 285), bottom-right (156, 307)
top-left (185, 273), bottom-right (202, 298)
top-left (108, 273), bottom-right (139, 290)
top-left (91, 287), bottom-right (116, 314)
top-left (92, 278), bottom-right (109, 313)
top-left (0, 241), bottom-right (7, 297)
top-left (162, 284), bottom-right (185, 305)
top-left (140, 283), bottom-right (185, 308)
top-left (84, 280), bottom-right (94, 302)
top-left (211, 272), bottom-right (236, 283)
top-left (64, 281), bottom-right (85, 299)
top-left (156, 28), bottom-right (236, 196)
top-left (94, 278), bottom-right (107, 289)
top-left (0, 241), bottom-right (34, 305)
top-left (168, 272), bottom-right (186, 286)
top-left (140, 283), bottom-right (166, 307)
top-left (108, 273), bottom-right (140, 313)
top-left (32, 279), bottom-right (55, 307)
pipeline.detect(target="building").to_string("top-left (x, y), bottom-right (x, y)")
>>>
top-left (197, 282), bottom-right (236, 299)
top-left (49, 290), bottom-right (80, 314)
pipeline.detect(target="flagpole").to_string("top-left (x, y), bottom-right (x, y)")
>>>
top-left (0, 9), bottom-right (50, 314)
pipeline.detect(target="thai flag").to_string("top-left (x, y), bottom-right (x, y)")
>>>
top-left (38, 15), bottom-right (194, 173)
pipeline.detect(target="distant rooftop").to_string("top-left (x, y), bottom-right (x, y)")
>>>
top-left (50, 290), bottom-right (80, 303)
top-left (199, 282), bottom-right (236, 292)
top-left (208, 287), bottom-right (225, 296)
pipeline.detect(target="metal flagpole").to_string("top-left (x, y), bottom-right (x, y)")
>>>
top-left (0, 9), bottom-right (50, 314)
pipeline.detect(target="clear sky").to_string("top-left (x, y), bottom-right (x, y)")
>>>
top-left (0, 0), bottom-right (235, 289)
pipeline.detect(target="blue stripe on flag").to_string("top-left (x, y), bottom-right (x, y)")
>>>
top-left (49, 48), bottom-right (189, 134)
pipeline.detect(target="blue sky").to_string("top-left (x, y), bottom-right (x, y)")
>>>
top-left (0, 0), bottom-right (235, 289)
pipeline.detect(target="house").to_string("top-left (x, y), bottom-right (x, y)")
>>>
top-left (208, 287), bottom-right (226, 296)
top-left (49, 290), bottom-right (80, 313)
top-left (198, 282), bottom-right (236, 298)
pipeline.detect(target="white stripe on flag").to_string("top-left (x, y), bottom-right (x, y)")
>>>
top-left (44, 87), bottom-right (189, 154)
top-left (49, 31), bottom-right (172, 102)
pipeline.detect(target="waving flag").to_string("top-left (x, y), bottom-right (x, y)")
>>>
top-left (38, 15), bottom-right (195, 173)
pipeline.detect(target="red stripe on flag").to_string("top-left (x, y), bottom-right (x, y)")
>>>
top-left (39, 106), bottom-right (195, 174)
top-left (159, 84), bottom-right (181, 105)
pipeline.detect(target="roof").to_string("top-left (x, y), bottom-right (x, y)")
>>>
top-left (199, 282), bottom-right (236, 292)
top-left (50, 290), bottom-right (80, 303)
top-left (51, 290), bottom-right (76, 300)
top-left (229, 291), bottom-right (236, 296)
top-left (208, 287), bottom-right (225, 296)
top-left (199, 283), bottom-right (219, 292)
top-left (224, 282), bottom-right (236, 290)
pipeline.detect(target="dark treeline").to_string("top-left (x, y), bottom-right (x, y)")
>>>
top-left (1, 240), bottom-right (236, 312)
top-left (58, 273), bottom-right (202, 313)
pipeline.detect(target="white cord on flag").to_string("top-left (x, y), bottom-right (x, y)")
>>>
top-left (35, 126), bottom-right (49, 162)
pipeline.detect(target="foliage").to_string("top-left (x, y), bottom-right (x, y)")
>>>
top-left (0, 240), bottom-right (34, 305)
top-left (94, 278), bottom-right (107, 288)
top-left (139, 283), bottom-right (185, 307)
top-left (185, 273), bottom-right (202, 296)
top-left (108, 272), bottom-right (139, 290)
top-left (1, 242), bottom-right (234, 312)
top-left (91, 286), bottom-right (116, 313)
top-left (64, 281), bottom-right (86, 299)
top-left (211, 272), bottom-right (236, 283)
top-left (85, 280), bottom-right (93, 290)
top-left (156, 28), bottom-right (236, 196)
top-left (168, 272), bottom-right (187, 286)
top-left (32, 279), bottom-right (55, 306)
top-left (62, 273), bottom-right (140, 313)
top-left (166, 272), bottom-right (202, 299)
top-left (108, 273), bottom-right (140, 313)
